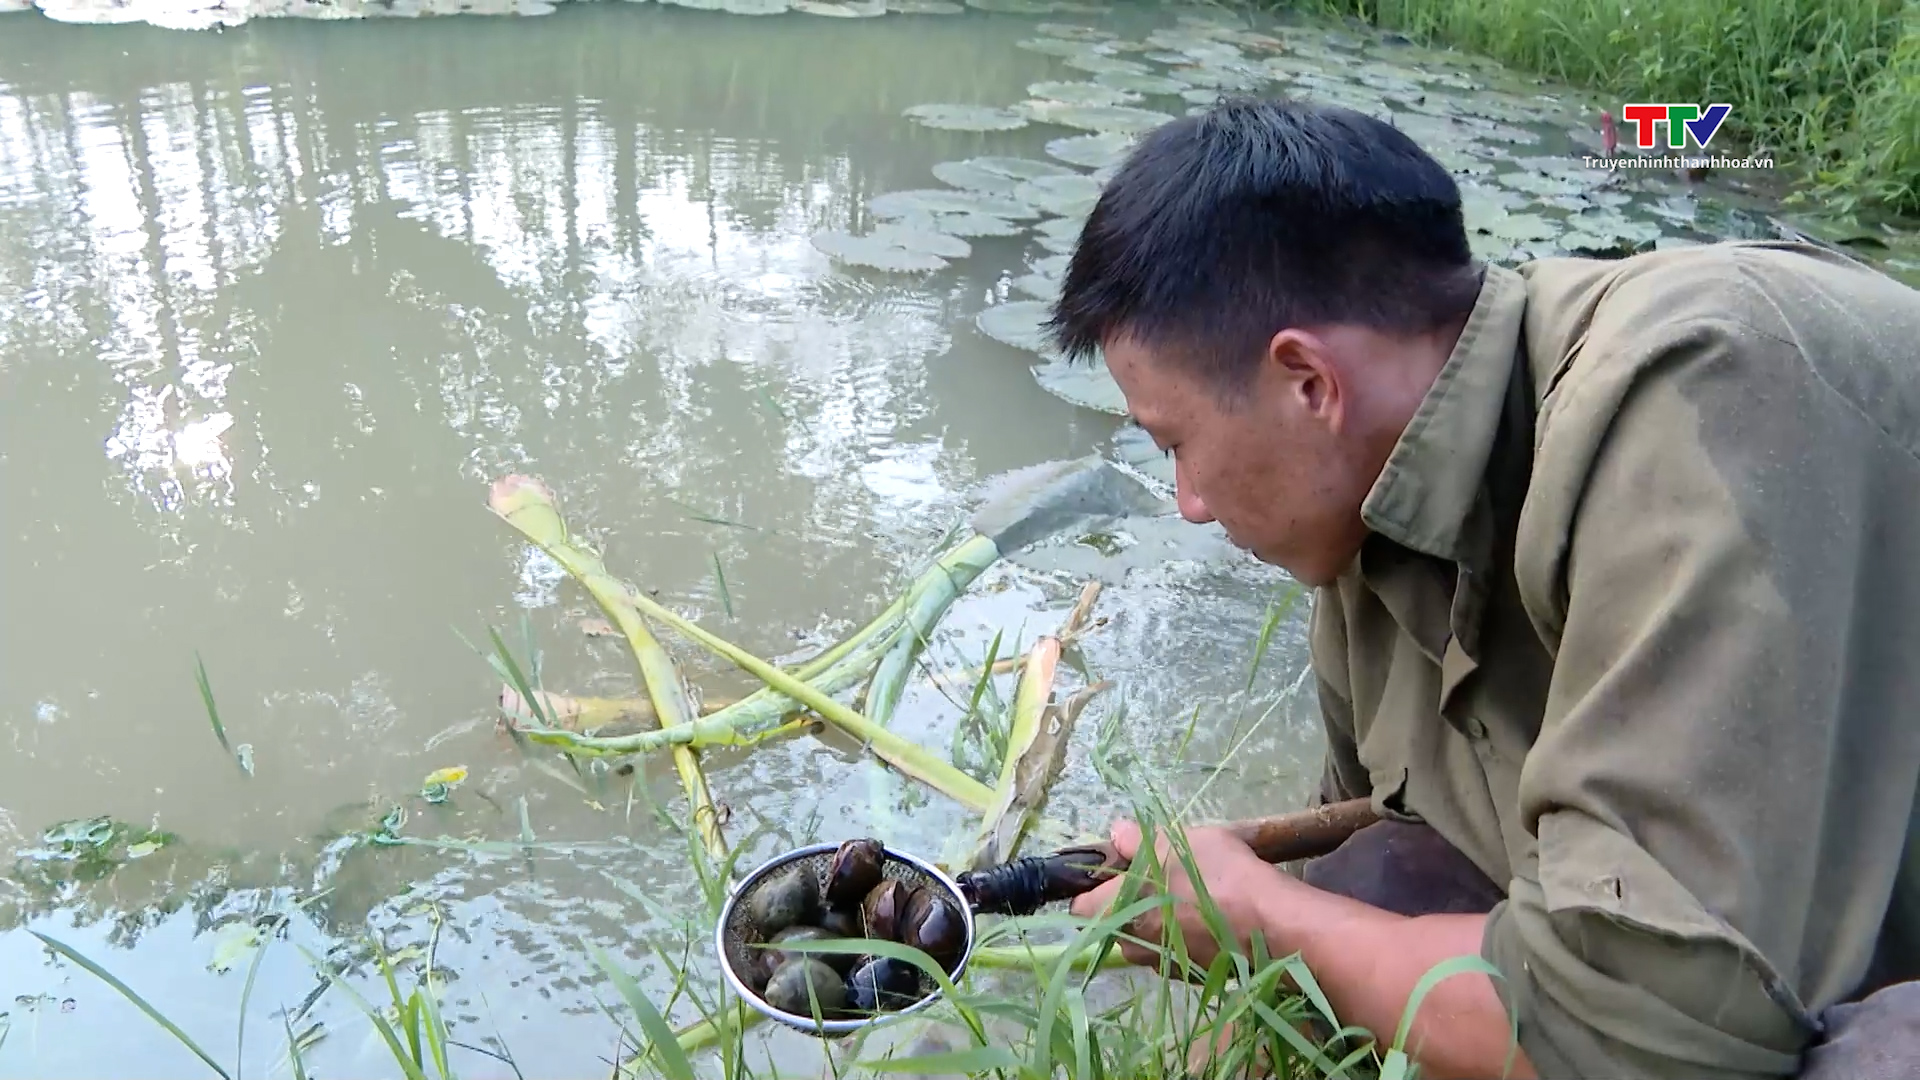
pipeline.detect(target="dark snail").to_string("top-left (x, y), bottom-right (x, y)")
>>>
top-left (847, 956), bottom-right (920, 1013)
top-left (747, 866), bottom-right (820, 938)
top-left (824, 838), bottom-right (885, 907)
top-left (900, 886), bottom-right (965, 968)
top-left (861, 878), bottom-right (912, 942)
top-left (818, 903), bottom-right (862, 940)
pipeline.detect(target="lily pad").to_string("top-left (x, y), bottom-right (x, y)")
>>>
top-left (1494, 170), bottom-right (1596, 199)
top-left (1012, 272), bottom-right (1062, 300)
top-left (903, 104), bottom-right (1030, 132)
top-left (1033, 213), bottom-right (1090, 247)
top-left (1028, 80), bottom-right (1143, 107)
top-left (1019, 175), bottom-right (1102, 216)
top-left (1017, 36), bottom-right (1109, 58)
top-left (1062, 54), bottom-right (1154, 77)
top-left (1480, 211), bottom-right (1560, 244)
top-left (792, 0), bottom-right (885, 14)
top-left (1045, 131), bottom-right (1136, 169)
top-left (1092, 70), bottom-right (1189, 97)
top-left (1035, 22), bottom-right (1115, 41)
top-left (1167, 63), bottom-right (1270, 91)
top-left (888, 0), bottom-right (962, 10)
top-left (976, 300), bottom-right (1058, 352)
top-left (1561, 210), bottom-right (1664, 248)
top-left (900, 211), bottom-right (1024, 237)
top-left (970, 156), bottom-right (1081, 181)
top-left (1034, 353), bottom-right (1128, 414)
top-left (1110, 423), bottom-right (1174, 488)
top-left (1031, 252), bottom-right (1070, 277)
top-left (868, 188), bottom-right (1039, 221)
top-left (932, 159), bottom-right (1027, 197)
top-left (1030, 104), bottom-right (1177, 135)
top-left (812, 230), bottom-right (951, 272)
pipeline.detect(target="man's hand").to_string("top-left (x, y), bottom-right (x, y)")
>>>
top-left (1066, 819), bottom-right (1299, 972)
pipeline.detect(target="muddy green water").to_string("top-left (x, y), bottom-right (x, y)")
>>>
top-left (2, 3), bottom-right (1914, 1077)
top-left (0, 6), bottom-right (1329, 1076)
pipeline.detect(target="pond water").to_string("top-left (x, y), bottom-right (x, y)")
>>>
top-left (1, 3), bottom-right (1914, 1078)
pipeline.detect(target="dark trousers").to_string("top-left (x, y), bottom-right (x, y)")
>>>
top-left (1302, 820), bottom-right (1918, 1079)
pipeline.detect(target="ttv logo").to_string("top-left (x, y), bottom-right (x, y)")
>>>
top-left (1618, 104), bottom-right (1733, 150)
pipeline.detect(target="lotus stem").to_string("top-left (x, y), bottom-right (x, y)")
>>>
top-left (613, 575), bottom-right (998, 814)
top-left (924, 580), bottom-right (1103, 693)
top-left (506, 534), bottom-right (1001, 761)
top-left (965, 636), bottom-right (1062, 869)
top-left (497, 688), bottom-right (739, 735)
top-left (489, 475), bottom-right (728, 863)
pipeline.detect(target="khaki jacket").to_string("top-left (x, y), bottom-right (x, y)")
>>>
top-left (1310, 240), bottom-right (1920, 1078)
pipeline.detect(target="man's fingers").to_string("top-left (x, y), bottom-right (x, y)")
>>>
top-left (1068, 877), bottom-right (1120, 921)
top-left (1109, 818), bottom-right (1142, 859)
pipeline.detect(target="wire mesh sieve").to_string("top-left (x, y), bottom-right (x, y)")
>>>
top-left (715, 841), bottom-right (976, 1036)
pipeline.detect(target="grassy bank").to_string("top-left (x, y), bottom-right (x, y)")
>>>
top-left (1277, 0), bottom-right (1920, 218)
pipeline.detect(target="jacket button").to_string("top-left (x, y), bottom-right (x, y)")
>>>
top-left (1465, 717), bottom-right (1488, 740)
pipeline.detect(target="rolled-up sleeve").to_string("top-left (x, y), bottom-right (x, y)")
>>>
top-left (1486, 306), bottom-right (1920, 1079)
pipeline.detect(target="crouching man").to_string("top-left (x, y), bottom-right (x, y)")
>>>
top-left (1056, 97), bottom-right (1920, 1080)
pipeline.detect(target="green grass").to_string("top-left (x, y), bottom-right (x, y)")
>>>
top-left (1274, 0), bottom-right (1920, 217)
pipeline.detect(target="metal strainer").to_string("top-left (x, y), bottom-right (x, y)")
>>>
top-left (715, 841), bottom-right (976, 1036)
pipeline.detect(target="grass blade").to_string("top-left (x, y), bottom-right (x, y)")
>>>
top-left (587, 943), bottom-right (695, 1080)
top-left (710, 551), bottom-right (734, 619)
top-left (30, 931), bottom-right (234, 1080)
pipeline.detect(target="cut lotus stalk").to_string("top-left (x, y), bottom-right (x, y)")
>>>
top-left (489, 475), bottom-right (728, 863)
top-left (508, 534), bottom-right (1001, 760)
top-left (966, 636), bottom-right (1061, 868)
top-left (497, 688), bottom-right (740, 735)
top-left (614, 577), bottom-right (998, 814)
top-left (924, 579), bottom-right (1103, 692)
top-left (862, 543), bottom-right (991, 728)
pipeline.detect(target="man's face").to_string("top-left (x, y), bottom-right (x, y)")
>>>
top-left (1104, 332), bottom-right (1376, 587)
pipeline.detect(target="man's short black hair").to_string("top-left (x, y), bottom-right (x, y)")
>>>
top-left (1048, 96), bottom-right (1483, 399)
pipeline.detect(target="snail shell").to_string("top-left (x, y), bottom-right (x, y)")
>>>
top-left (861, 879), bottom-right (912, 942)
top-left (847, 956), bottom-right (921, 1014)
top-left (768, 925), bottom-right (855, 975)
top-left (762, 957), bottom-right (848, 1018)
top-left (824, 838), bottom-right (885, 907)
top-left (900, 886), bottom-right (965, 969)
top-left (746, 866), bottom-right (819, 938)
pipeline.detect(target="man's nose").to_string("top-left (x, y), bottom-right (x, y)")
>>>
top-left (1176, 479), bottom-right (1213, 524)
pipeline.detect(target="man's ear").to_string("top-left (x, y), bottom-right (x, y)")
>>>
top-left (1266, 328), bottom-right (1344, 429)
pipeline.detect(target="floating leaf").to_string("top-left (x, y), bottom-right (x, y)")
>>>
top-left (1029, 103), bottom-right (1176, 135)
top-left (896, 210), bottom-right (1024, 237)
top-left (793, 0), bottom-right (884, 14)
top-left (873, 223), bottom-right (972, 258)
top-left (1033, 214), bottom-right (1089, 248)
top-left (208, 922), bottom-right (265, 975)
top-left (1091, 70), bottom-right (1189, 97)
top-left (1035, 22), bottom-right (1114, 41)
top-left (1015, 174), bottom-right (1104, 217)
top-left (1494, 170), bottom-right (1596, 198)
top-left (1033, 353), bottom-right (1127, 414)
top-left (1110, 423), bottom-right (1174, 488)
top-left (1011, 273), bottom-right (1060, 300)
top-left (976, 300), bottom-right (1058, 353)
top-left (125, 840), bottom-right (164, 860)
top-left (1031, 252), bottom-right (1070, 277)
top-left (868, 188), bottom-right (1038, 221)
top-left (1481, 211), bottom-right (1559, 243)
top-left (43, 817), bottom-right (115, 849)
top-left (1027, 80), bottom-right (1142, 107)
top-left (1061, 54), bottom-right (1153, 77)
top-left (933, 159), bottom-right (1025, 196)
top-left (903, 104), bottom-right (1029, 132)
top-left (1015, 36), bottom-right (1106, 58)
top-left (1167, 63), bottom-right (1269, 91)
top-left (1045, 131), bottom-right (1135, 169)
top-left (423, 765), bottom-right (469, 788)
top-left (887, 0), bottom-right (962, 10)
top-left (811, 230), bottom-right (948, 272)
